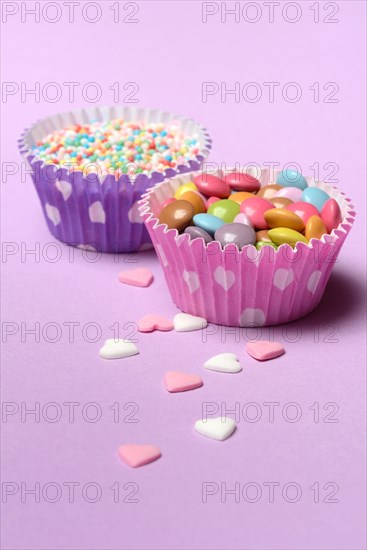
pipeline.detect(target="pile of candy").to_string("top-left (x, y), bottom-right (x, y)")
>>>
top-left (158, 169), bottom-right (343, 249)
top-left (31, 119), bottom-right (201, 177)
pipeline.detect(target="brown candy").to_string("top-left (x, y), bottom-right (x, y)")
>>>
top-left (305, 215), bottom-right (327, 241)
top-left (158, 199), bottom-right (194, 232)
top-left (256, 230), bottom-right (272, 242)
top-left (264, 208), bottom-right (305, 232)
top-left (269, 197), bottom-right (293, 209)
top-left (256, 184), bottom-right (282, 200)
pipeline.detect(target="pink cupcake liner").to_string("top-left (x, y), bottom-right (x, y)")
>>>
top-left (139, 168), bottom-right (355, 326)
top-left (18, 106), bottom-right (212, 253)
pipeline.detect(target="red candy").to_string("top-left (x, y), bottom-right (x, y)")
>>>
top-left (224, 172), bottom-right (261, 192)
top-left (321, 198), bottom-right (342, 233)
top-left (193, 174), bottom-right (231, 199)
top-left (240, 197), bottom-right (274, 230)
top-left (286, 201), bottom-right (319, 224)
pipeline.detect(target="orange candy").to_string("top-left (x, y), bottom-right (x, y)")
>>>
top-left (180, 191), bottom-right (206, 215)
top-left (305, 215), bottom-right (327, 241)
top-left (228, 192), bottom-right (254, 205)
top-left (264, 208), bottom-right (305, 232)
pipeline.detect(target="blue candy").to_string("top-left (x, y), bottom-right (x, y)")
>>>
top-left (276, 169), bottom-right (308, 190)
top-left (301, 187), bottom-right (330, 212)
top-left (193, 213), bottom-right (225, 236)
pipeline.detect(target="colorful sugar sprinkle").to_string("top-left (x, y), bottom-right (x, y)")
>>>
top-left (31, 119), bottom-right (202, 179)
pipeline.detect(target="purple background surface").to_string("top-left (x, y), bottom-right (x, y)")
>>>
top-left (1, 1), bottom-right (366, 549)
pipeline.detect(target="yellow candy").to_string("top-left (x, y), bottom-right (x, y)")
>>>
top-left (174, 182), bottom-right (198, 199)
top-left (268, 227), bottom-right (308, 247)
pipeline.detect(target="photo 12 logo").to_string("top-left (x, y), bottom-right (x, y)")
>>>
top-left (202, 81), bottom-right (339, 104)
top-left (2, 481), bottom-right (140, 504)
top-left (1, 81), bottom-right (140, 104)
top-left (201, 2), bottom-right (340, 24)
top-left (1, 1), bottom-right (140, 24)
top-left (202, 481), bottom-right (340, 503)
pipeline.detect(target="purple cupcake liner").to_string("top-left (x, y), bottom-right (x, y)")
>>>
top-left (140, 168), bottom-right (356, 327)
top-left (18, 106), bottom-right (212, 253)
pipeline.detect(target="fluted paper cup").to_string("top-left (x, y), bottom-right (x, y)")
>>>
top-left (140, 168), bottom-right (355, 326)
top-left (18, 106), bottom-right (212, 253)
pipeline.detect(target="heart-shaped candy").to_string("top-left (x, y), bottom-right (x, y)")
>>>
top-left (118, 268), bottom-right (153, 287)
top-left (174, 313), bottom-right (207, 332)
top-left (204, 353), bottom-right (242, 373)
top-left (118, 444), bottom-right (161, 468)
top-left (99, 339), bottom-right (139, 360)
top-left (246, 340), bottom-right (285, 361)
top-left (138, 314), bottom-right (173, 333)
top-left (165, 371), bottom-right (203, 393)
top-left (194, 417), bottom-right (236, 441)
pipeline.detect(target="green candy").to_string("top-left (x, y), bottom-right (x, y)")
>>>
top-left (255, 241), bottom-right (278, 251)
top-left (207, 199), bottom-right (240, 223)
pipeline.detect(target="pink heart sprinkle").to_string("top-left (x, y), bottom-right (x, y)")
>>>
top-left (118, 268), bottom-right (153, 288)
top-left (138, 314), bottom-right (174, 333)
top-left (118, 444), bottom-right (161, 468)
top-left (246, 340), bottom-right (285, 361)
top-left (165, 371), bottom-right (203, 393)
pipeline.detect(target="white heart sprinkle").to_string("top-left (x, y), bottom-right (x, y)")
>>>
top-left (99, 339), bottom-right (139, 360)
top-left (45, 203), bottom-right (61, 226)
top-left (55, 180), bottom-right (72, 201)
top-left (183, 270), bottom-right (200, 293)
top-left (128, 201), bottom-right (143, 223)
top-left (214, 266), bottom-right (235, 291)
top-left (89, 201), bottom-right (106, 224)
top-left (174, 313), bottom-right (207, 332)
top-left (307, 270), bottom-right (323, 293)
top-left (273, 268), bottom-right (294, 291)
top-left (204, 353), bottom-right (242, 373)
top-left (240, 308), bottom-right (266, 327)
top-left (195, 417), bottom-right (236, 441)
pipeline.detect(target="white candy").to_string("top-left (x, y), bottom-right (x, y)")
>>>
top-left (195, 417), bottom-right (236, 441)
top-left (204, 353), bottom-right (242, 373)
top-left (174, 313), bottom-right (208, 332)
top-left (99, 339), bottom-right (139, 360)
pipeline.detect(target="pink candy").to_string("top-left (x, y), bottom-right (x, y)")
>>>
top-left (234, 212), bottom-right (254, 227)
top-left (119, 444), bottom-right (161, 468)
top-left (193, 174), bottom-right (231, 199)
top-left (246, 340), bottom-right (285, 361)
top-left (321, 198), bottom-right (342, 233)
top-left (240, 197), bottom-right (274, 230)
top-left (286, 202), bottom-right (319, 224)
top-left (118, 268), bottom-right (153, 287)
top-left (275, 187), bottom-right (303, 202)
top-left (206, 196), bottom-right (220, 208)
top-left (224, 172), bottom-right (261, 192)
